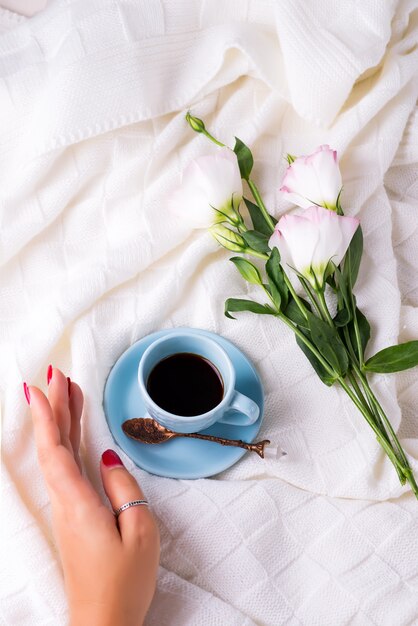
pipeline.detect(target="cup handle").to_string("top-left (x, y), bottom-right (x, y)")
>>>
top-left (218, 391), bottom-right (259, 426)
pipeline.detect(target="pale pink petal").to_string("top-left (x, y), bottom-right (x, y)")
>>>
top-left (279, 189), bottom-right (314, 209)
top-left (218, 146), bottom-right (240, 165)
top-left (268, 228), bottom-right (281, 252)
top-left (193, 151), bottom-right (242, 210)
top-left (310, 207), bottom-right (343, 273)
top-left (277, 212), bottom-right (320, 276)
top-left (269, 227), bottom-right (292, 269)
top-left (280, 145), bottom-right (342, 209)
top-left (334, 216), bottom-right (360, 266)
top-left (305, 145), bottom-right (336, 164)
top-left (282, 159), bottom-right (323, 206)
top-left (170, 149), bottom-right (243, 229)
top-left (169, 185), bottom-right (214, 228)
top-left (309, 149), bottom-right (342, 207)
top-left (272, 206), bottom-right (360, 288)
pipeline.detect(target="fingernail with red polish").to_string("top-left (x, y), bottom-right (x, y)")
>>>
top-left (23, 382), bottom-right (31, 405)
top-left (47, 364), bottom-right (53, 385)
top-left (67, 377), bottom-right (71, 398)
top-left (102, 449), bottom-right (124, 468)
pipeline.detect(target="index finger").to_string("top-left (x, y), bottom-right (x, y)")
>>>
top-left (28, 385), bottom-right (99, 509)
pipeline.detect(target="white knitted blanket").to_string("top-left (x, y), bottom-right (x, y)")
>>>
top-left (1, 1), bottom-right (418, 624)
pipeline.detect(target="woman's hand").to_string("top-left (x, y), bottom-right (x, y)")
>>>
top-left (24, 367), bottom-right (160, 626)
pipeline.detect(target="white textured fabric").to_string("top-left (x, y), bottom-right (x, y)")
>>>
top-left (1, 1), bottom-right (418, 624)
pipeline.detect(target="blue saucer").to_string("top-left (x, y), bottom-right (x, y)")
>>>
top-left (103, 328), bottom-right (264, 479)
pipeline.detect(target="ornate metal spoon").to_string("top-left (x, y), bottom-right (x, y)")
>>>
top-left (122, 417), bottom-right (271, 459)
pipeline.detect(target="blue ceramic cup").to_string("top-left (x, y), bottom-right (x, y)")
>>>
top-left (137, 330), bottom-right (259, 433)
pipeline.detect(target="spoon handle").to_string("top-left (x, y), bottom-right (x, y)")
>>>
top-left (182, 432), bottom-right (271, 459)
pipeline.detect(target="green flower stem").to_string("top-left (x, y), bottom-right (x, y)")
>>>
top-left (317, 289), bottom-right (335, 327)
top-left (279, 310), bottom-right (418, 496)
top-left (349, 355), bottom-right (384, 429)
top-left (244, 247), bottom-right (309, 321)
top-left (347, 369), bottom-right (398, 470)
top-left (262, 284), bottom-right (279, 310)
top-left (201, 129), bottom-right (225, 148)
top-left (283, 275), bottom-right (309, 321)
top-left (344, 251), bottom-right (364, 368)
top-left (402, 467), bottom-right (418, 494)
top-left (337, 378), bottom-right (410, 482)
top-left (338, 378), bottom-right (388, 441)
top-left (245, 249), bottom-right (269, 260)
top-left (236, 217), bottom-right (248, 233)
top-left (343, 328), bottom-right (397, 456)
top-left (281, 313), bottom-right (405, 469)
top-left (351, 308), bottom-right (364, 369)
top-left (295, 269), bottom-right (414, 490)
top-left (351, 369), bottom-right (408, 485)
top-left (341, 328), bottom-right (375, 422)
top-left (347, 370), bottom-right (370, 412)
top-left (316, 291), bottom-right (390, 442)
top-left (315, 289), bottom-right (400, 468)
top-left (239, 223), bottom-right (308, 322)
top-left (356, 368), bottom-right (415, 475)
top-left (279, 314), bottom-right (336, 378)
top-left (246, 179), bottom-right (275, 233)
top-left (342, 326), bottom-right (360, 367)
top-left (298, 277), bottom-right (323, 318)
top-left (342, 320), bottom-right (387, 433)
top-left (237, 235), bottom-right (308, 322)
top-left (343, 310), bottom-right (417, 491)
top-left (319, 290), bottom-right (413, 487)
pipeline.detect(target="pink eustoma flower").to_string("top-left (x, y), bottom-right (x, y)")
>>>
top-left (269, 206), bottom-right (359, 288)
top-left (281, 145), bottom-right (342, 210)
top-left (170, 147), bottom-right (243, 228)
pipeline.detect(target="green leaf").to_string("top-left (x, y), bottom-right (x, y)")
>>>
top-left (295, 330), bottom-right (337, 386)
top-left (284, 297), bottom-right (311, 329)
top-left (333, 308), bottom-right (350, 327)
top-left (343, 225), bottom-right (363, 289)
top-left (334, 265), bottom-right (352, 315)
top-left (266, 248), bottom-right (288, 311)
top-left (233, 137), bottom-right (253, 180)
top-left (224, 298), bottom-right (275, 320)
top-left (229, 257), bottom-right (262, 285)
top-left (244, 198), bottom-right (274, 236)
top-left (364, 341), bottom-right (418, 373)
top-left (307, 312), bottom-right (349, 376)
top-left (326, 274), bottom-right (337, 291)
top-left (241, 230), bottom-right (270, 254)
top-left (348, 307), bottom-right (370, 360)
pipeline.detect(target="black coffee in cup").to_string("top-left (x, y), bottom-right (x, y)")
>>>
top-left (146, 352), bottom-right (224, 417)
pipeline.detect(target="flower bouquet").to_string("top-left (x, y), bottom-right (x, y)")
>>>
top-left (171, 112), bottom-right (418, 497)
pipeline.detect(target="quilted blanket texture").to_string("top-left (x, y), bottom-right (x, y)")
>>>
top-left (1, 1), bottom-right (418, 624)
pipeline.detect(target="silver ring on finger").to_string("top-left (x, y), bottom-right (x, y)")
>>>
top-left (113, 499), bottom-right (149, 518)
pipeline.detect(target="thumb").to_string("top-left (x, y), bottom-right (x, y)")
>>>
top-left (100, 449), bottom-right (155, 543)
